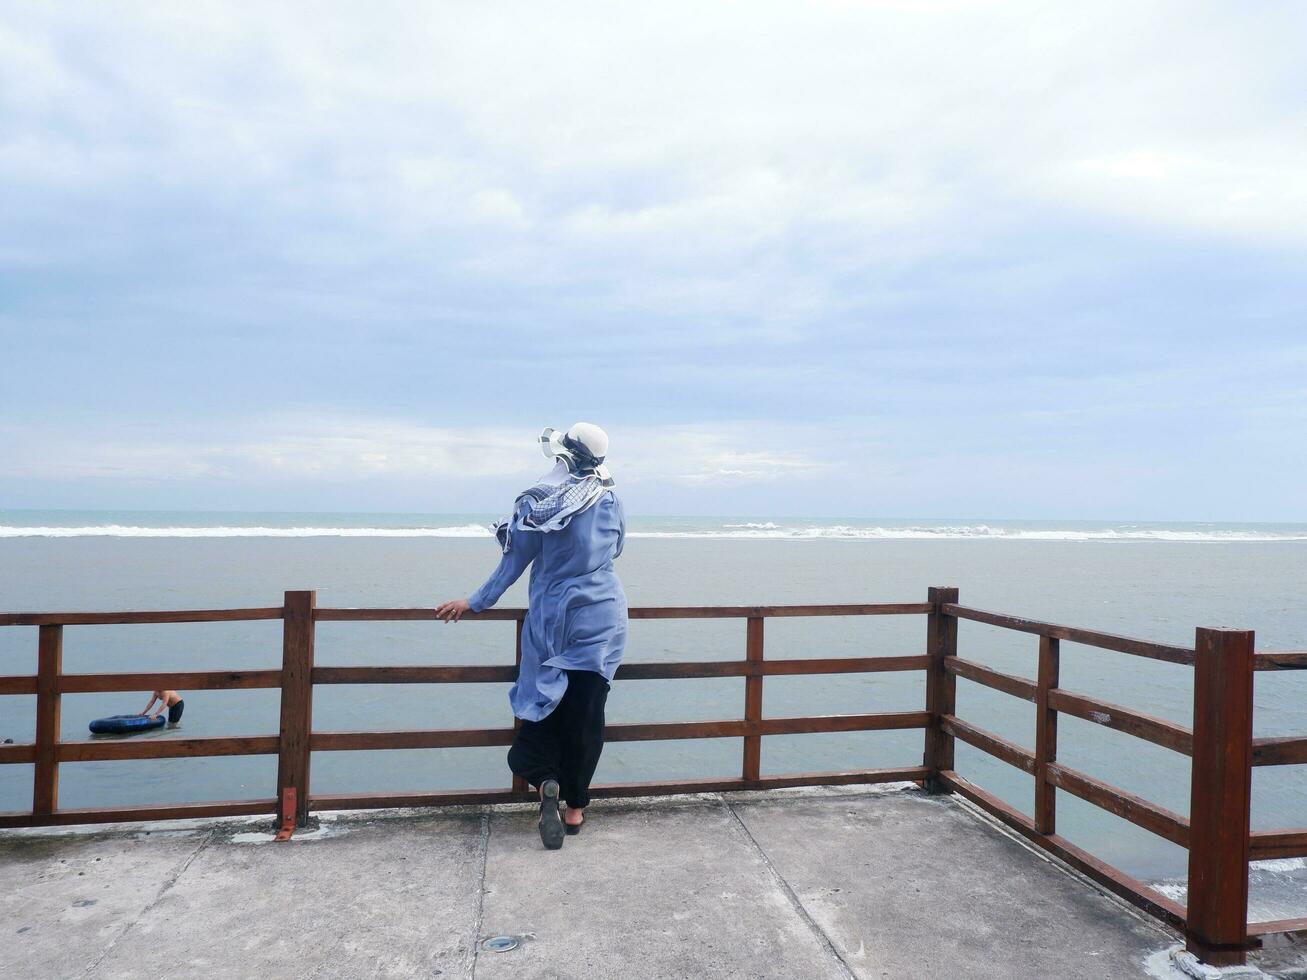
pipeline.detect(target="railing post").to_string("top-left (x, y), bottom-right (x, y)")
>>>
top-left (924, 586), bottom-right (959, 793)
top-left (33, 624), bottom-right (63, 818)
top-left (277, 590), bottom-right (316, 826)
top-left (1185, 627), bottom-right (1255, 966)
top-left (1034, 636), bottom-right (1060, 835)
top-left (742, 616), bottom-right (764, 785)
top-left (511, 616), bottom-right (528, 796)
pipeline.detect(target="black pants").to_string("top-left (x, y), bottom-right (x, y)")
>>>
top-left (168, 700), bottom-right (185, 724)
top-left (507, 669), bottom-right (609, 809)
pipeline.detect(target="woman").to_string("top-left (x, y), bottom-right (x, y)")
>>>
top-left (436, 423), bottom-right (627, 850)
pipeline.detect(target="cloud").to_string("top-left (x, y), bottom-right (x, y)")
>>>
top-left (1042, 144), bottom-right (1307, 245)
top-left (1, 3), bottom-right (1304, 518)
top-left (0, 416), bottom-right (832, 489)
top-left (0, 419), bottom-right (526, 483)
top-left (4, 2), bottom-right (1304, 290)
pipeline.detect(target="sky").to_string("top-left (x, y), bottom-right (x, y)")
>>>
top-left (1, 1), bottom-right (1305, 520)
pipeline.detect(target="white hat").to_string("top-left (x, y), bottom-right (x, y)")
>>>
top-left (540, 422), bottom-right (614, 486)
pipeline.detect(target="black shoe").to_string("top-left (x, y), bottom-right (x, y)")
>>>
top-left (538, 780), bottom-right (564, 850)
top-left (564, 816), bottom-right (583, 836)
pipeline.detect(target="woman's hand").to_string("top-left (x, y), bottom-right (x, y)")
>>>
top-left (435, 598), bottom-right (471, 622)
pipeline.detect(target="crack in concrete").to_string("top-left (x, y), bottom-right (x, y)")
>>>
top-left (721, 797), bottom-right (859, 980)
top-left (468, 811), bottom-right (491, 980)
top-left (79, 829), bottom-right (216, 979)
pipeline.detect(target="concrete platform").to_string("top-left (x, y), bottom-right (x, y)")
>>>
top-left (0, 785), bottom-right (1297, 978)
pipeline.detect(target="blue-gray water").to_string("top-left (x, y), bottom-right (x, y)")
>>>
top-left (2, 511), bottom-right (1305, 914)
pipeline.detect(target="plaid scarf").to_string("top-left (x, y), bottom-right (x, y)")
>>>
top-left (493, 470), bottom-right (610, 553)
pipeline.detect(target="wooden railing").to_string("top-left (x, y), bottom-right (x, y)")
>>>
top-left (0, 588), bottom-right (1303, 967)
top-left (930, 595), bottom-right (1307, 967)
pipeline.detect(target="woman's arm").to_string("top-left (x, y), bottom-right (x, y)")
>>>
top-left (436, 511), bottom-right (542, 620)
top-left (467, 524), bottom-right (541, 611)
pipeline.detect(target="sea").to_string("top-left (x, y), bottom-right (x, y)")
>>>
top-left (2, 510), bottom-right (1305, 916)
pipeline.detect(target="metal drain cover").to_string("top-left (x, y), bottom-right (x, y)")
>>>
top-left (481, 936), bottom-right (519, 953)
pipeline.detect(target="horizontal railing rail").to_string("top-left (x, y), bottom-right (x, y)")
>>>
top-left (1046, 688), bottom-right (1194, 755)
top-left (60, 670), bottom-right (284, 693)
top-left (942, 603), bottom-right (1197, 665)
top-left (315, 602), bottom-right (933, 622)
top-left (0, 588), bottom-right (1301, 968)
top-left (0, 608), bottom-right (286, 626)
top-left (1252, 737), bottom-right (1307, 767)
top-left (1255, 651), bottom-right (1307, 671)
top-left (945, 656), bottom-right (1036, 701)
top-left (309, 712), bottom-right (931, 753)
top-left (1044, 762), bottom-right (1190, 848)
top-left (1251, 829), bottom-right (1307, 861)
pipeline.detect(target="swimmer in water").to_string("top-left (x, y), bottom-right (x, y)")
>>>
top-left (139, 690), bottom-right (185, 725)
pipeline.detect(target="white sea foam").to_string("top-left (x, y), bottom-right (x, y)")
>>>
top-left (2, 523), bottom-right (1306, 541)
top-left (1252, 857), bottom-right (1307, 873)
top-left (0, 524), bottom-right (495, 538)
top-left (636, 524), bottom-right (1307, 542)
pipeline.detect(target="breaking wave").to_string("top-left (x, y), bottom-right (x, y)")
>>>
top-left (3, 523), bottom-right (1306, 541)
top-left (0, 524), bottom-right (495, 538)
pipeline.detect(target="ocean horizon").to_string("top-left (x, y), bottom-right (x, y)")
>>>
top-left (4, 510), bottom-right (1307, 542)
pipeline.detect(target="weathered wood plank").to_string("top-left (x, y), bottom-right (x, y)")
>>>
top-left (314, 603), bottom-right (932, 622)
top-left (1247, 917), bottom-right (1307, 938)
top-left (314, 665), bottom-right (517, 684)
top-left (310, 767), bottom-right (932, 812)
top-left (1250, 829), bottom-right (1307, 860)
top-left (924, 586), bottom-right (959, 792)
top-left (945, 657), bottom-right (1037, 702)
top-left (0, 798), bottom-right (278, 829)
top-left (742, 617), bottom-right (764, 783)
top-left (0, 743), bottom-right (36, 764)
top-left (313, 728), bottom-right (514, 751)
top-left (940, 714), bottom-right (1036, 774)
top-left (1035, 636), bottom-right (1060, 835)
top-left (0, 608), bottom-right (283, 626)
top-left (1185, 627), bottom-right (1255, 966)
top-left (311, 712), bottom-right (931, 752)
top-left (312, 657), bottom-right (929, 685)
top-left (33, 625), bottom-right (62, 816)
top-left (943, 604), bottom-right (1195, 666)
top-left (753, 656), bottom-right (928, 675)
top-left (60, 670), bottom-right (282, 693)
top-left (1252, 736), bottom-right (1307, 767)
top-left (316, 607), bottom-right (524, 621)
top-left (0, 675), bottom-right (37, 695)
top-left (1048, 689), bottom-right (1193, 755)
top-left (627, 604), bottom-right (933, 619)
top-left (276, 590), bottom-right (316, 824)
top-left (58, 735), bottom-right (279, 762)
top-left (1045, 762), bottom-right (1189, 847)
top-left (1254, 652), bottom-right (1307, 671)
top-left (750, 712), bottom-right (929, 736)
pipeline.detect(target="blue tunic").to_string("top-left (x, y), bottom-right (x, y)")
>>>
top-left (469, 491), bottom-right (627, 722)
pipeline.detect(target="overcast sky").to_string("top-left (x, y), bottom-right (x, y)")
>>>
top-left (2, 2), bottom-right (1304, 519)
